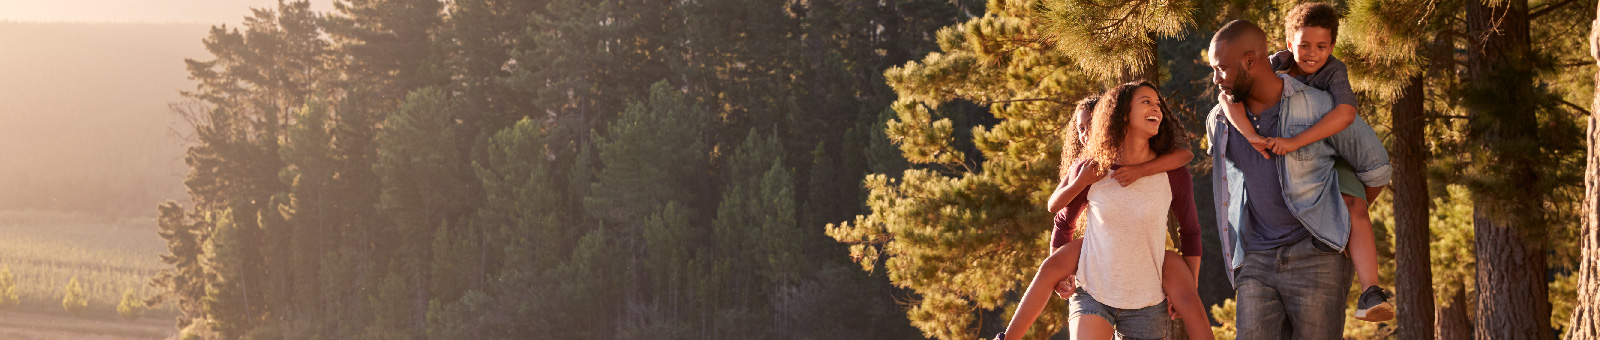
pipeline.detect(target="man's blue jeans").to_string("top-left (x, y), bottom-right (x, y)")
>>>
top-left (1234, 236), bottom-right (1353, 339)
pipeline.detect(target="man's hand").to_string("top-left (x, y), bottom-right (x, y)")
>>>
top-left (1054, 276), bottom-right (1076, 300)
top-left (1270, 135), bottom-right (1308, 155)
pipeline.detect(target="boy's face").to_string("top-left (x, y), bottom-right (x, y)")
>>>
top-left (1287, 26), bottom-right (1334, 74)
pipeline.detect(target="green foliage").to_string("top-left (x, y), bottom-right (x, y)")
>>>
top-left (829, 1), bottom-right (1101, 337)
top-left (428, 221), bottom-right (476, 303)
top-left (585, 80), bottom-right (712, 224)
top-left (62, 276), bottom-right (87, 315)
top-left (1035, 0), bottom-right (1199, 80)
top-left (1208, 298), bottom-right (1236, 339)
top-left (118, 288), bottom-right (145, 320)
top-left (154, 0), bottom-right (968, 339)
top-left (1430, 184), bottom-right (1477, 305)
top-left (366, 272), bottom-right (415, 340)
top-left (202, 210), bottom-right (254, 338)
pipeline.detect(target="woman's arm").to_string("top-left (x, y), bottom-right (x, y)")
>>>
top-left (1111, 149), bottom-right (1194, 187)
top-left (1166, 167), bottom-right (1203, 258)
top-left (1184, 256), bottom-right (1201, 282)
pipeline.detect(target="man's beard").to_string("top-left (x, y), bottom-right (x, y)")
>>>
top-left (1228, 67), bottom-right (1255, 104)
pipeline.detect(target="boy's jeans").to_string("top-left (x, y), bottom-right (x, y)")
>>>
top-left (1234, 236), bottom-right (1352, 340)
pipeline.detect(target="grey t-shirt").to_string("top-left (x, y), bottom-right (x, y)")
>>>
top-left (1224, 100), bottom-right (1309, 251)
top-left (1271, 51), bottom-right (1359, 110)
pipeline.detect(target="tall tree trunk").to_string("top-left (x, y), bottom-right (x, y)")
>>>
top-left (1563, 2), bottom-right (1600, 338)
top-left (1391, 74), bottom-right (1435, 340)
top-left (1465, 0), bottom-right (1550, 339)
top-left (1439, 288), bottom-right (1475, 340)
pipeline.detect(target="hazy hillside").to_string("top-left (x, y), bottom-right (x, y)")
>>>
top-left (0, 22), bottom-right (207, 216)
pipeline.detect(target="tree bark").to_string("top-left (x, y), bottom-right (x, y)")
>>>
top-left (1464, 0), bottom-right (1551, 339)
top-left (1439, 288), bottom-right (1475, 340)
top-left (1391, 74), bottom-right (1435, 340)
top-left (1562, 2), bottom-right (1600, 338)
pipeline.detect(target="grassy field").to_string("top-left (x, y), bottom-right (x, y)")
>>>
top-left (0, 210), bottom-right (177, 339)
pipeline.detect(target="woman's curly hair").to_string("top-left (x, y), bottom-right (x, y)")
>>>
top-left (1080, 81), bottom-right (1189, 173)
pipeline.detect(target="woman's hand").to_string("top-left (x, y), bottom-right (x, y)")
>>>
top-left (1054, 276), bottom-right (1076, 300)
top-left (1168, 297), bottom-right (1180, 320)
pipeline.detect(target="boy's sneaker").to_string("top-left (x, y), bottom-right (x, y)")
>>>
top-left (1355, 285), bottom-right (1395, 322)
top-left (992, 332), bottom-right (1007, 340)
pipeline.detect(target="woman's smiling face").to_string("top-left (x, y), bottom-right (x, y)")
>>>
top-left (1125, 86), bottom-right (1163, 140)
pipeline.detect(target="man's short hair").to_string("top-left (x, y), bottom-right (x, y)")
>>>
top-left (1285, 2), bottom-right (1341, 43)
top-left (1211, 20), bottom-right (1267, 58)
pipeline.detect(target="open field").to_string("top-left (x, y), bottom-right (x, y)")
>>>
top-left (0, 211), bottom-right (175, 323)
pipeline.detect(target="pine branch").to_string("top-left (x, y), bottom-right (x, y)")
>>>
top-left (1529, 0), bottom-right (1580, 20)
top-left (1091, 0), bottom-right (1152, 35)
top-left (1556, 98), bottom-right (1594, 116)
top-left (972, 97), bottom-right (1072, 105)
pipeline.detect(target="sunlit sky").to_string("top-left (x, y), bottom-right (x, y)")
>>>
top-left (0, 0), bottom-right (332, 24)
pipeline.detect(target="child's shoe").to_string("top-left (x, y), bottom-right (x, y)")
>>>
top-left (1354, 285), bottom-right (1395, 322)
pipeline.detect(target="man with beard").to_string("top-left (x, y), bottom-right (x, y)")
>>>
top-left (1203, 20), bottom-right (1391, 339)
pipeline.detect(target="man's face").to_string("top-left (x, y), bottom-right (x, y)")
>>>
top-left (1209, 41), bottom-right (1255, 104)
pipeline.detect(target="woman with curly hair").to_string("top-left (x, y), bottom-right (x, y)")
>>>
top-left (996, 81), bottom-right (1210, 340)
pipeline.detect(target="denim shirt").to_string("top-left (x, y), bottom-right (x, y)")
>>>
top-left (1205, 74), bottom-right (1392, 286)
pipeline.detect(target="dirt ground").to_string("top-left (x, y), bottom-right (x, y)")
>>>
top-left (0, 309), bottom-right (174, 340)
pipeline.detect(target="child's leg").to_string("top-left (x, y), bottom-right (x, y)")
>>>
top-left (1001, 239), bottom-right (1082, 340)
top-left (1343, 193), bottom-right (1380, 290)
top-left (1161, 251), bottom-right (1215, 340)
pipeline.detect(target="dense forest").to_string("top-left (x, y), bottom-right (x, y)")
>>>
top-left (145, 0), bottom-right (1600, 339)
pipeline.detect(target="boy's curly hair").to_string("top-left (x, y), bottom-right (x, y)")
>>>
top-left (1285, 2), bottom-right (1341, 43)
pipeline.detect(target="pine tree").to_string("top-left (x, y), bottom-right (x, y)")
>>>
top-left (148, 201), bottom-right (207, 329)
top-left (825, 1), bottom-right (1105, 338)
top-left (173, 1), bottom-right (332, 330)
top-left (373, 86), bottom-right (469, 334)
top-left (119, 288), bottom-right (146, 320)
top-left (1342, 1), bottom-right (1451, 337)
top-left (202, 209), bottom-right (254, 338)
top-left (585, 80), bottom-right (711, 225)
top-left (1567, 2), bottom-right (1600, 336)
top-left (62, 276), bottom-right (87, 315)
top-left (324, 84), bottom-right (386, 338)
top-left (0, 265), bottom-right (17, 308)
top-left (277, 98), bottom-right (338, 329)
top-left (325, 0), bottom-right (447, 103)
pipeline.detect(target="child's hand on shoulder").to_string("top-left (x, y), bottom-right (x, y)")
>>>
top-left (1111, 163), bottom-right (1150, 187)
top-left (1077, 161), bottom-right (1106, 183)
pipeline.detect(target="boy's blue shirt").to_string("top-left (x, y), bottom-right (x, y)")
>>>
top-left (1270, 50), bottom-right (1360, 110)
